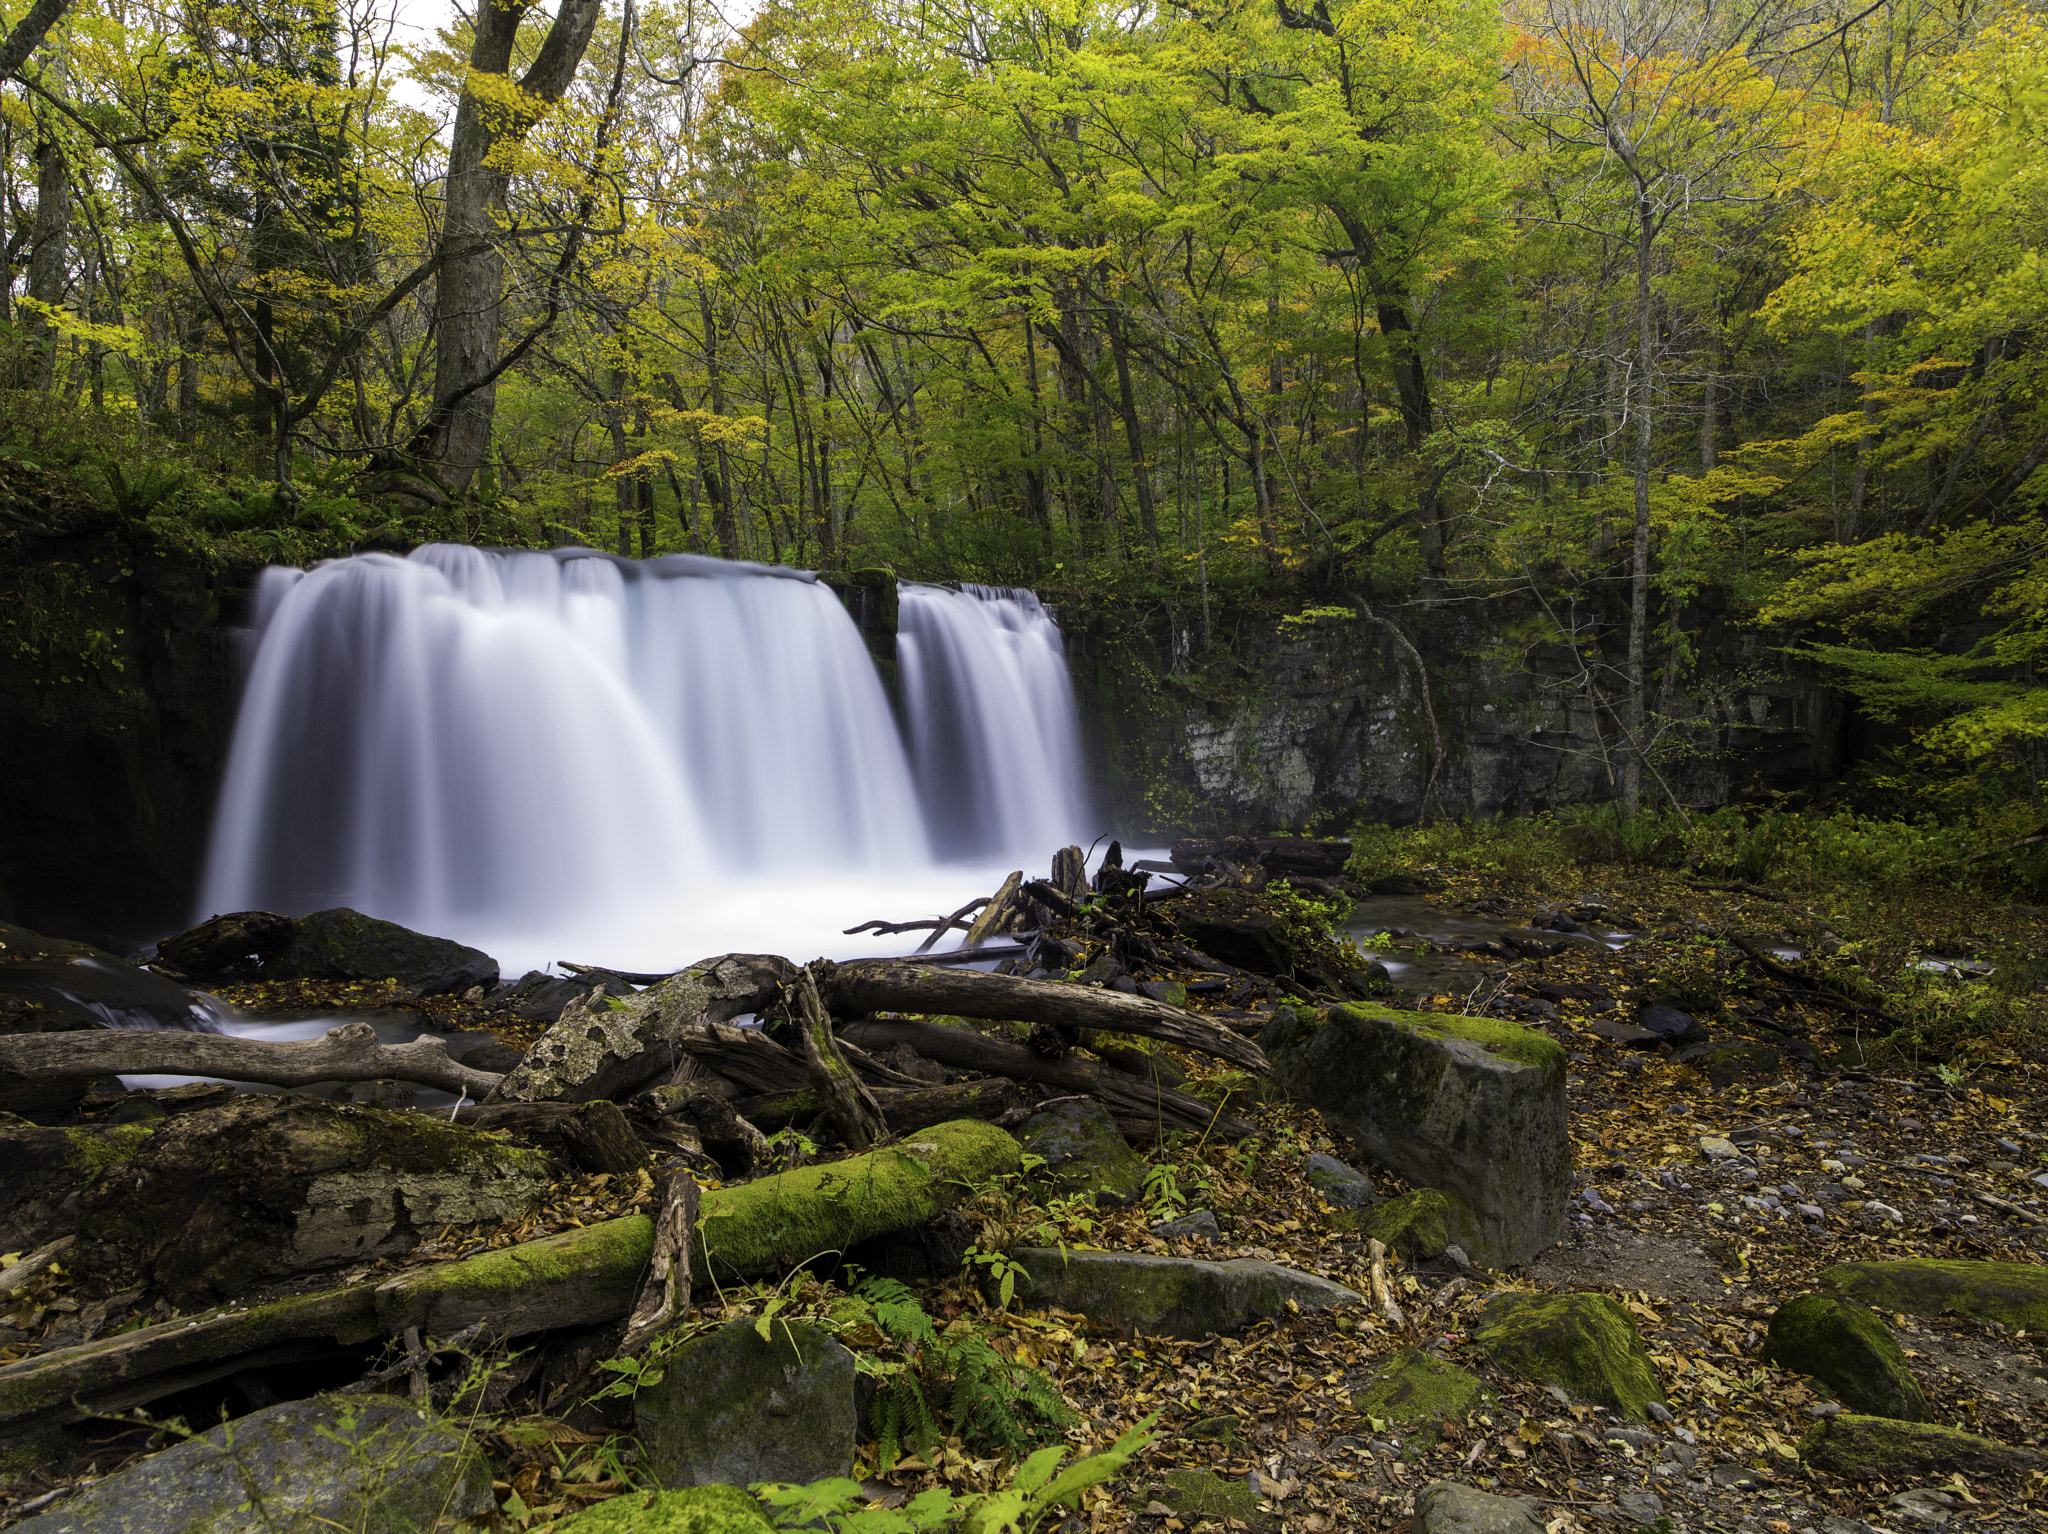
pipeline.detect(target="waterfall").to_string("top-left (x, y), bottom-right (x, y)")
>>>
top-left (199, 548), bottom-right (1086, 971)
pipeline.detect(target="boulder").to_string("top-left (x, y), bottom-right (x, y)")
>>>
top-left (270, 907), bottom-right (498, 997)
top-left (555, 1485), bottom-right (775, 1532)
top-left (0, 1122), bottom-right (156, 1252)
top-left (493, 953), bottom-right (794, 1105)
top-left (1173, 892), bottom-right (1294, 974)
top-left (1143, 1468), bottom-right (1278, 1532)
top-left (10, 1393), bottom-right (490, 1534)
top-left (1352, 1351), bottom-right (1494, 1456)
top-left (636, 1317), bottom-right (857, 1489)
top-left (1763, 1293), bottom-right (1928, 1420)
top-left (1351, 1188), bottom-right (1488, 1264)
top-left (1005, 1249), bottom-right (1360, 1338)
top-left (1414, 1481), bottom-right (1547, 1534)
top-left (1017, 1098), bottom-right (1148, 1206)
top-left (1797, 1414), bottom-right (2043, 1479)
top-left (75, 1095), bottom-right (549, 1305)
top-left (1270, 1004), bottom-right (1569, 1264)
top-left (1475, 1292), bottom-right (1665, 1421)
top-left (1304, 1152), bottom-right (1377, 1209)
top-left (1820, 1260), bottom-right (2048, 1333)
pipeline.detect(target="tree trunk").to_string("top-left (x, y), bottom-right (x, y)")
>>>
top-left (26, 128), bottom-right (68, 389)
top-left (420, 0), bottom-right (601, 487)
top-left (1621, 201), bottom-right (1656, 818)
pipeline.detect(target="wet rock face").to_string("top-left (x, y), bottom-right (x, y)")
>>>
top-left (635, 1318), bottom-right (857, 1490)
top-left (1763, 1293), bottom-right (1929, 1421)
top-left (9, 1393), bottom-right (492, 1534)
top-left (73, 1095), bottom-right (549, 1305)
top-left (1270, 1004), bottom-right (1569, 1265)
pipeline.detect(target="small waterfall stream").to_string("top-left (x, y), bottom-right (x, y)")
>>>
top-left (198, 547), bottom-right (1088, 973)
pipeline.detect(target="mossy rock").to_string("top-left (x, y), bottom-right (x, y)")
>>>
top-left (1146, 1469), bottom-right (1279, 1532)
top-left (1475, 1292), bottom-right (1665, 1421)
top-left (1017, 1098), bottom-right (1146, 1206)
top-left (270, 906), bottom-right (497, 996)
top-left (1351, 1188), bottom-right (1491, 1265)
top-left (1699, 1042), bottom-right (1786, 1089)
top-left (0, 1121), bottom-right (155, 1252)
top-left (636, 1319), bottom-right (856, 1490)
top-left (555, 1485), bottom-right (775, 1532)
top-left (1819, 1260), bottom-right (2048, 1333)
top-left (1352, 1349), bottom-right (1494, 1458)
top-left (1797, 1413), bottom-right (2044, 1479)
top-left (1763, 1293), bottom-right (1928, 1421)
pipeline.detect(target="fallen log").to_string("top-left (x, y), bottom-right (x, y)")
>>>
top-left (0, 1117), bottom-right (1019, 1428)
top-left (619, 1170), bottom-right (700, 1357)
top-left (816, 959), bottom-right (1269, 1072)
top-left (0, 1020), bottom-right (502, 1099)
top-left (842, 1019), bottom-right (1251, 1143)
top-left (729, 1076), bottom-right (1028, 1135)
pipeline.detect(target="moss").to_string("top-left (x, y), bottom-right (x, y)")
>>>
top-left (557, 1485), bottom-right (775, 1533)
top-left (1819, 1260), bottom-right (2048, 1333)
top-left (692, 1119), bottom-right (1019, 1282)
top-left (1153, 1469), bottom-right (1279, 1531)
top-left (60, 1122), bottom-right (155, 1175)
top-left (1476, 1292), bottom-right (1665, 1421)
top-left (1762, 1293), bottom-right (1927, 1420)
top-left (1338, 1004), bottom-right (1567, 1076)
top-left (1798, 1413), bottom-right (2043, 1479)
top-left (333, 1104), bottom-right (548, 1181)
top-left (1351, 1188), bottom-right (1489, 1264)
top-left (1351, 1348), bottom-right (1494, 1457)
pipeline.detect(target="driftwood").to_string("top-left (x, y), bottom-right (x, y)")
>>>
top-left (0, 1021), bottom-right (502, 1099)
top-left (961, 871), bottom-right (1024, 948)
top-left (619, 1170), bottom-right (700, 1356)
top-left (794, 965), bottom-right (888, 1150)
top-left (842, 1019), bottom-right (1251, 1143)
top-left (557, 1099), bottom-right (650, 1176)
top-left (730, 1076), bottom-right (1029, 1135)
top-left (816, 959), bottom-right (1269, 1072)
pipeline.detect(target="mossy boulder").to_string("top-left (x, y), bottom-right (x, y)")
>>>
top-left (0, 1121), bottom-right (156, 1252)
top-left (1269, 1004), bottom-right (1568, 1264)
top-left (1145, 1468), bottom-right (1279, 1532)
top-left (1352, 1350), bottom-right (1495, 1457)
top-left (1819, 1260), bottom-right (2048, 1333)
top-left (9, 1393), bottom-right (491, 1534)
top-left (1475, 1292), bottom-right (1665, 1421)
top-left (1414, 1480), bottom-right (1546, 1534)
top-left (637, 1317), bottom-right (857, 1489)
top-left (556, 1485), bottom-right (775, 1533)
top-left (693, 1119), bottom-right (1019, 1285)
top-left (1006, 1248), bottom-right (1359, 1337)
top-left (270, 907), bottom-right (498, 997)
top-left (1797, 1413), bottom-right (2044, 1479)
top-left (1017, 1098), bottom-right (1147, 1205)
top-left (73, 1095), bottom-right (550, 1304)
top-left (1763, 1293), bottom-right (1928, 1420)
top-left (1350, 1188), bottom-right (1490, 1265)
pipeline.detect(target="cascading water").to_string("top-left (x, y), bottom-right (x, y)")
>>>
top-left (199, 547), bottom-right (1088, 973)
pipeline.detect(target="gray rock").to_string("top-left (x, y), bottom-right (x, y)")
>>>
top-left (1153, 1208), bottom-right (1222, 1242)
top-left (1637, 1005), bottom-right (1702, 1042)
top-left (1007, 1248), bottom-right (1360, 1337)
top-left (636, 1317), bottom-right (856, 1489)
top-left (1017, 1097), bottom-right (1148, 1206)
top-left (1270, 1004), bottom-right (1569, 1264)
top-left (1414, 1480), bottom-right (1546, 1534)
top-left (270, 908), bottom-right (498, 997)
top-left (1304, 1152), bottom-right (1378, 1208)
top-left (13, 1394), bottom-right (490, 1534)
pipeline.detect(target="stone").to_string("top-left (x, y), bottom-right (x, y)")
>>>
top-left (1797, 1414), bottom-right (2043, 1479)
top-left (1698, 1135), bottom-right (1741, 1161)
top-left (1304, 1152), bottom-right (1378, 1208)
top-left (1268, 1004), bottom-right (1568, 1264)
top-left (1146, 1468), bottom-right (1278, 1532)
top-left (0, 1121), bottom-right (157, 1252)
top-left (1350, 1188), bottom-right (1491, 1265)
top-left (1637, 1005), bottom-right (1703, 1042)
top-left (1016, 1097), bottom-right (1148, 1206)
top-left (74, 1095), bottom-right (549, 1305)
top-left (1173, 893), bottom-right (1295, 974)
top-left (1475, 1292), bottom-right (1665, 1421)
top-left (270, 907), bottom-right (498, 996)
top-left (1820, 1259), bottom-right (2048, 1333)
top-left (635, 1317), bottom-right (857, 1489)
top-left (1351, 1349), bottom-right (1494, 1455)
top-left (555, 1485), bottom-right (775, 1533)
top-left (1005, 1248), bottom-right (1360, 1337)
top-left (1762, 1293), bottom-right (1929, 1421)
top-left (1588, 1019), bottom-right (1662, 1049)
top-left (1153, 1209), bottom-right (1221, 1242)
top-left (152, 911), bottom-right (300, 981)
top-left (1700, 1042), bottom-right (1787, 1088)
top-left (1413, 1480), bottom-right (1546, 1534)
top-left (10, 1394), bottom-right (490, 1534)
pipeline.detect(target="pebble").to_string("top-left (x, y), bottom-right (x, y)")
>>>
top-left (1999, 1138), bottom-right (2024, 1154)
top-left (1840, 1174), bottom-right (1867, 1190)
top-left (1777, 1183), bottom-right (1802, 1199)
top-left (1865, 1201), bottom-right (1904, 1223)
top-left (1798, 1204), bottom-right (1826, 1222)
top-left (1698, 1135), bottom-right (1740, 1161)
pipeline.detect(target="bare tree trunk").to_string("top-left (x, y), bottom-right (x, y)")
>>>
top-left (26, 128), bottom-right (68, 390)
top-left (420, 0), bottom-right (601, 488)
top-left (1621, 201), bottom-right (1656, 818)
